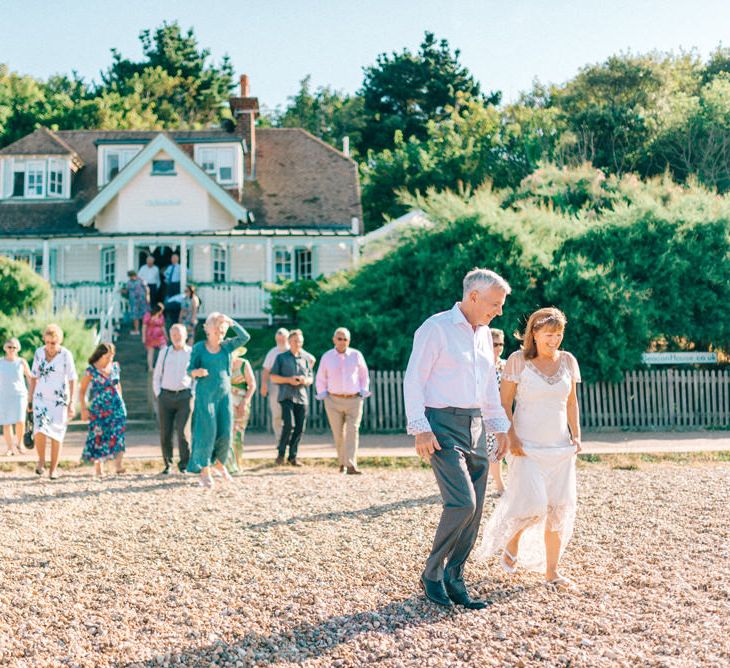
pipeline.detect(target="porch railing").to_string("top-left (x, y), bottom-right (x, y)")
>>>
top-left (196, 283), bottom-right (269, 319)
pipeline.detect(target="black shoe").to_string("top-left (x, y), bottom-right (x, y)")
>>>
top-left (288, 458), bottom-right (303, 467)
top-left (339, 465), bottom-right (346, 473)
top-left (444, 576), bottom-right (488, 610)
top-left (178, 464), bottom-right (188, 474)
top-left (275, 456), bottom-right (285, 466)
top-left (419, 575), bottom-right (453, 608)
top-left (346, 466), bottom-right (363, 475)
top-left (161, 465), bottom-right (171, 475)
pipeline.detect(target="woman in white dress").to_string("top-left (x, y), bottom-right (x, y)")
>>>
top-left (476, 307), bottom-right (581, 589)
top-left (0, 338), bottom-right (32, 455)
top-left (29, 324), bottom-right (78, 479)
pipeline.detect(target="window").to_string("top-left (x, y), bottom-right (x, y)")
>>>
top-left (212, 246), bottom-right (227, 283)
top-left (274, 248), bottom-right (292, 281)
top-left (151, 159), bottom-right (175, 176)
top-left (48, 159), bottom-right (65, 196)
top-left (295, 248), bottom-right (313, 280)
top-left (101, 247), bottom-right (116, 284)
top-left (103, 148), bottom-right (140, 184)
top-left (196, 147), bottom-right (236, 184)
top-left (13, 171), bottom-right (25, 197)
top-left (25, 161), bottom-right (45, 198)
top-left (9, 250), bottom-right (56, 281)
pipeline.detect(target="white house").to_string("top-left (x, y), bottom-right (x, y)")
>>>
top-left (0, 76), bottom-right (363, 324)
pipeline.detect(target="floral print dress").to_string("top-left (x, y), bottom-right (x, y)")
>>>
top-left (32, 347), bottom-right (78, 441)
top-left (126, 278), bottom-right (149, 320)
top-left (81, 363), bottom-right (127, 462)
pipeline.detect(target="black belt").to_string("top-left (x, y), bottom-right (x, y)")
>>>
top-left (161, 388), bottom-right (191, 395)
top-left (426, 406), bottom-right (481, 417)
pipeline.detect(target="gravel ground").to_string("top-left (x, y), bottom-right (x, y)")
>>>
top-left (0, 461), bottom-right (728, 668)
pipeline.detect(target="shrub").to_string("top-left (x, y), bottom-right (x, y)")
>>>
top-left (0, 256), bottom-right (51, 314)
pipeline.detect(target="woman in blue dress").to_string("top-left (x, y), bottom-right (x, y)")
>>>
top-left (187, 312), bottom-right (250, 488)
top-left (0, 337), bottom-right (32, 456)
top-left (79, 342), bottom-right (127, 478)
top-left (122, 270), bottom-right (149, 335)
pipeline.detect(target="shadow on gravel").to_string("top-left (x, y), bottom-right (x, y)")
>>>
top-left (242, 494), bottom-right (441, 532)
top-left (0, 478), bottom-right (191, 507)
top-left (121, 586), bottom-right (526, 667)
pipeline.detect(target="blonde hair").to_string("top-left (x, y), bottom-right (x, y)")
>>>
top-left (517, 307), bottom-right (567, 359)
top-left (43, 323), bottom-right (64, 344)
top-left (4, 337), bottom-right (21, 352)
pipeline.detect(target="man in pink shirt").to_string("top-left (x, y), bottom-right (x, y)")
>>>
top-left (315, 327), bottom-right (371, 474)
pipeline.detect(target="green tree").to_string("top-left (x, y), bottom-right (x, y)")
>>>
top-left (264, 278), bottom-right (322, 324)
top-left (0, 257), bottom-right (51, 315)
top-left (358, 31), bottom-right (496, 154)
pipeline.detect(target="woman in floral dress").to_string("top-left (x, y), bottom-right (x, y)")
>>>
top-left (79, 342), bottom-right (127, 478)
top-left (143, 302), bottom-right (168, 371)
top-left (178, 284), bottom-right (200, 344)
top-left (29, 324), bottom-right (78, 479)
top-left (123, 270), bottom-right (149, 335)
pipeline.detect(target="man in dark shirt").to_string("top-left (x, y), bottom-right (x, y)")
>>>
top-left (270, 329), bottom-right (314, 466)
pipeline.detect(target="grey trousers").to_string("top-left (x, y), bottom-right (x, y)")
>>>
top-left (424, 406), bottom-right (489, 582)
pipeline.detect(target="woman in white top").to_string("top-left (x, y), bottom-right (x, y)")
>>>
top-left (476, 307), bottom-right (581, 589)
top-left (0, 337), bottom-right (32, 455)
top-left (29, 324), bottom-right (78, 479)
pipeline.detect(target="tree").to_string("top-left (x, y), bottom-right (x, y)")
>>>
top-left (275, 76), bottom-right (365, 154)
top-left (264, 279), bottom-right (322, 324)
top-left (0, 257), bottom-right (51, 315)
top-left (358, 31), bottom-right (497, 154)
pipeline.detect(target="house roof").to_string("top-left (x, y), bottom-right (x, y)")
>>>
top-left (0, 126), bottom-right (362, 237)
top-left (77, 133), bottom-right (247, 225)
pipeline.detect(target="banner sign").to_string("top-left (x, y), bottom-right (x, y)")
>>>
top-left (641, 352), bottom-right (718, 365)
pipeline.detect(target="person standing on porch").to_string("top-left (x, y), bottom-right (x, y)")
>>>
top-left (315, 327), bottom-right (370, 475)
top-left (29, 324), bottom-right (78, 480)
top-left (164, 253), bottom-right (182, 299)
top-left (187, 313), bottom-right (250, 488)
top-left (270, 329), bottom-right (313, 467)
top-left (123, 270), bottom-right (149, 335)
top-left (153, 324), bottom-right (192, 475)
top-left (403, 268), bottom-right (511, 609)
top-left (138, 255), bottom-right (161, 306)
top-left (0, 338), bottom-right (32, 456)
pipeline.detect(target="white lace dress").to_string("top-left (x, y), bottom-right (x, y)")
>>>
top-left (475, 350), bottom-right (581, 571)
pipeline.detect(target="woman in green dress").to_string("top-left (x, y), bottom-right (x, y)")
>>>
top-left (187, 312), bottom-right (250, 488)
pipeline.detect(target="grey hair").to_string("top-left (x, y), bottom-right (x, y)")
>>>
top-left (170, 323), bottom-right (187, 337)
top-left (333, 327), bottom-right (351, 339)
top-left (275, 327), bottom-right (290, 337)
top-left (462, 268), bottom-right (511, 299)
top-left (5, 337), bottom-right (21, 351)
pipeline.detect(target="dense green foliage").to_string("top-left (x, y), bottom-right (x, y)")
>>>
top-left (0, 257), bottom-right (51, 314)
top-left (299, 171), bottom-right (730, 381)
top-left (264, 278), bottom-right (322, 324)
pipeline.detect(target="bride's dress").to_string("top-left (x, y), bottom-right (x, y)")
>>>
top-left (475, 350), bottom-right (581, 572)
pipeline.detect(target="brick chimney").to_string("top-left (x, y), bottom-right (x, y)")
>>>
top-left (229, 74), bottom-right (259, 179)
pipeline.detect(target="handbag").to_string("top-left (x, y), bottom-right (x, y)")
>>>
top-left (23, 409), bottom-right (34, 449)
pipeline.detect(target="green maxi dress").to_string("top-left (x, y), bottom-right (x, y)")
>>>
top-left (187, 322), bottom-right (250, 472)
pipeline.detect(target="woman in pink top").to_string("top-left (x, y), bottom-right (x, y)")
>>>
top-left (142, 302), bottom-right (168, 371)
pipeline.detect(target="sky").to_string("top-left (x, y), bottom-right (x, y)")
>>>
top-left (2, 0), bottom-right (730, 112)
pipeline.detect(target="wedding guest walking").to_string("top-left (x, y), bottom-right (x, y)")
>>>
top-left (229, 351), bottom-right (256, 472)
top-left (178, 285), bottom-right (200, 344)
top-left (187, 313), bottom-right (250, 488)
top-left (143, 302), bottom-right (168, 371)
top-left (79, 343), bottom-right (127, 478)
top-left (270, 329), bottom-right (313, 467)
top-left (0, 338), bottom-right (32, 456)
top-left (404, 268), bottom-right (511, 609)
top-left (122, 270), bottom-right (149, 335)
top-left (261, 328), bottom-right (315, 445)
top-left (29, 324), bottom-right (78, 479)
top-left (315, 327), bottom-right (370, 474)
top-left (138, 254), bottom-right (161, 306)
top-left (152, 324), bottom-right (192, 474)
top-left (476, 307), bottom-right (582, 590)
top-left (488, 327), bottom-right (507, 495)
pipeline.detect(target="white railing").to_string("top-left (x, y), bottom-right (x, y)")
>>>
top-left (196, 284), bottom-right (269, 319)
top-left (96, 292), bottom-right (123, 343)
top-left (53, 284), bottom-right (118, 318)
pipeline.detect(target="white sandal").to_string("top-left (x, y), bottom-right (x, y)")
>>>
top-left (500, 548), bottom-right (518, 574)
top-left (546, 575), bottom-right (575, 590)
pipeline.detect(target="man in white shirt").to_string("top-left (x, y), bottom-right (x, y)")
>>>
top-left (404, 268), bottom-right (511, 609)
top-left (138, 255), bottom-right (161, 306)
top-left (153, 324), bottom-right (192, 474)
top-left (261, 328), bottom-right (316, 445)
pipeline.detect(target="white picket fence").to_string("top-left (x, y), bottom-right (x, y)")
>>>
top-left (246, 368), bottom-right (730, 432)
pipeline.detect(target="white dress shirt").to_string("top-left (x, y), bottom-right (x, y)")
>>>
top-left (152, 344), bottom-right (192, 397)
top-left (138, 264), bottom-right (160, 287)
top-left (403, 303), bottom-right (510, 435)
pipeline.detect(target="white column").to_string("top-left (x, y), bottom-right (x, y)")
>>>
top-left (351, 238), bottom-right (360, 268)
top-left (41, 240), bottom-right (50, 281)
top-left (126, 238), bottom-right (134, 273)
top-left (265, 238), bottom-right (273, 324)
top-left (180, 237), bottom-right (188, 292)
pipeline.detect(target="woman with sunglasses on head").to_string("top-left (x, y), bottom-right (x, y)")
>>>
top-left (0, 338), bottom-right (32, 455)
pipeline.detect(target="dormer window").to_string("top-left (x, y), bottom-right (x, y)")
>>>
top-left (48, 159), bottom-right (65, 197)
top-left (196, 147), bottom-right (236, 185)
top-left (5, 158), bottom-right (69, 199)
top-left (103, 148), bottom-right (140, 184)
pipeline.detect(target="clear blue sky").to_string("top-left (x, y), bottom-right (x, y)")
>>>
top-left (2, 0), bottom-right (730, 112)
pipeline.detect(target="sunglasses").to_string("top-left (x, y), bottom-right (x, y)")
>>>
top-left (335, 337), bottom-right (349, 341)
top-left (4, 345), bottom-right (18, 349)
top-left (493, 342), bottom-right (504, 347)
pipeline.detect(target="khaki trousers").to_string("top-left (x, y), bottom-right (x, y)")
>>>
top-left (323, 395), bottom-right (364, 468)
top-left (268, 384), bottom-right (283, 444)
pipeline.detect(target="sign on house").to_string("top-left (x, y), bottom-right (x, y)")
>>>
top-left (641, 352), bottom-right (718, 365)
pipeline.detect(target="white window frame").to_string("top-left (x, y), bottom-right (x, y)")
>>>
top-left (48, 158), bottom-right (65, 197)
top-left (25, 160), bottom-right (46, 198)
top-left (274, 247), bottom-right (293, 281)
top-left (212, 245), bottom-right (228, 283)
top-left (9, 249), bottom-right (56, 281)
top-left (102, 147), bottom-right (141, 185)
top-left (101, 247), bottom-right (116, 284)
top-left (295, 248), bottom-right (313, 280)
top-left (195, 146), bottom-right (237, 185)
